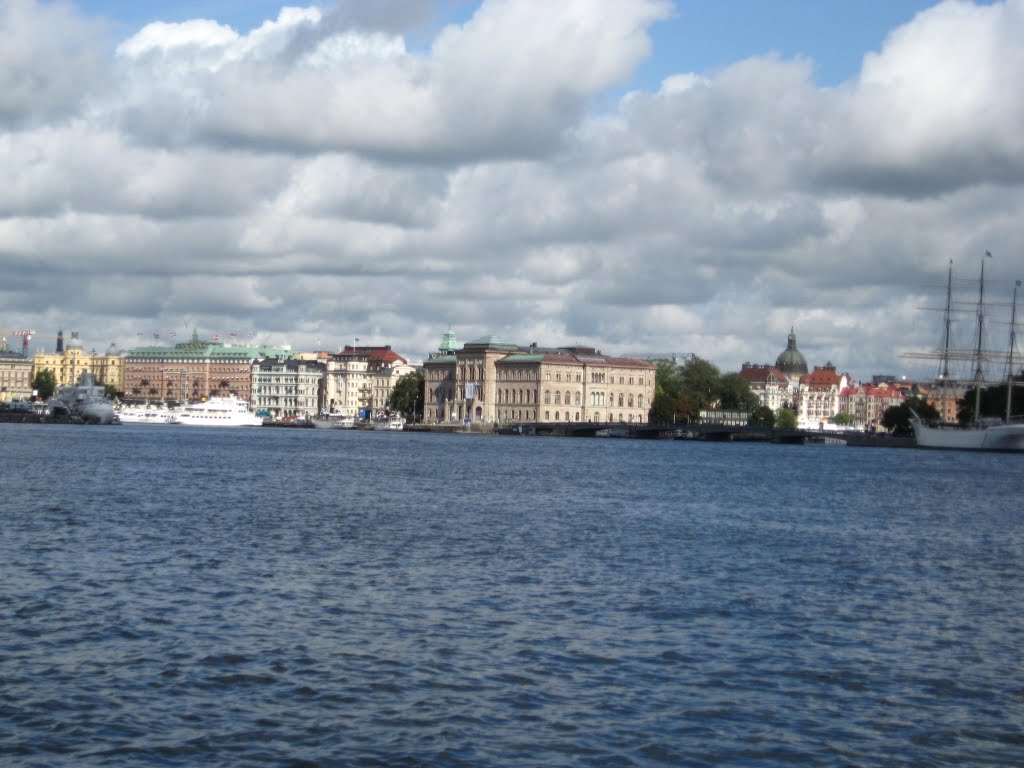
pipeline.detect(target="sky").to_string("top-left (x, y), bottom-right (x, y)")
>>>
top-left (2, 0), bottom-right (1021, 381)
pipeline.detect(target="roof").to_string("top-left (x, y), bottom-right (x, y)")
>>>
top-left (738, 364), bottom-right (789, 385)
top-left (463, 335), bottom-right (519, 350)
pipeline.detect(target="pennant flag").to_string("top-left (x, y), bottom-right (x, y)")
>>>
top-left (213, 334), bottom-right (220, 341)
top-left (170, 332), bottom-right (176, 337)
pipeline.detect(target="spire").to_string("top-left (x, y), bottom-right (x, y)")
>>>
top-left (56, 329), bottom-right (64, 354)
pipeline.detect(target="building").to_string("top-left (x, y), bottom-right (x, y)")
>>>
top-left (251, 358), bottom-right (325, 419)
top-left (322, 345), bottom-right (415, 418)
top-left (0, 350), bottom-right (34, 403)
top-left (838, 382), bottom-right (907, 429)
top-left (775, 328), bottom-right (809, 380)
top-left (796, 363), bottom-right (849, 428)
top-left (737, 363), bottom-right (792, 412)
top-left (423, 333), bottom-right (655, 425)
top-left (122, 331), bottom-right (290, 403)
top-left (32, 330), bottom-right (123, 391)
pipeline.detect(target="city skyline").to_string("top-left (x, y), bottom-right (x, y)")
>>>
top-left (2, 0), bottom-right (1022, 381)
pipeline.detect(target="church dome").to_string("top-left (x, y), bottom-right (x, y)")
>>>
top-left (775, 328), bottom-right (808, 377)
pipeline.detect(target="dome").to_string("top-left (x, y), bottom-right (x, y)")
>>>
top-left (775, 328), bottom-right (808, 377)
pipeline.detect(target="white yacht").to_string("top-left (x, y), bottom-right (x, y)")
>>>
top-left (372, 414), bottom-right (406, 431)
top-left (116, 402), bottom-right (179, 425)
top-left (172, 395), bottom-right (265, 427)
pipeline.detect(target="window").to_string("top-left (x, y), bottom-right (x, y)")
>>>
top-left (544, 391), bottom-right (551, 404)
top-left (555, 392), bottom-right (561, 405)
top-left (574, 392), bottom-right (581, 406)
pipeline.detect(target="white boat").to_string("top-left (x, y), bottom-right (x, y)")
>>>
top-left (372, 414), bottom-right (406, 430)
top-left (313, 413), bottom-right (355, 429)
top-left (116, 402), bottom-right (179, 424)
top-left (908, 254), bottom-right (1024, 451)
top-left (172, 395), bottom-right (264, 427)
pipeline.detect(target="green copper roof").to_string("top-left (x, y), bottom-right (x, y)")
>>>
top-left (464, 335), bottom-right (518, 349)
top-left (438, 328), bottom-right (458, 353)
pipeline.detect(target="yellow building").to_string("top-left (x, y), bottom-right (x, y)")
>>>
top-left (0, 350), bottom-right (34, 402)
top-left (33, 330), bottom-right (123, 392)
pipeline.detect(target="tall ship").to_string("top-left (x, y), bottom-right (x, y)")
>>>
top-left (907, 254), bottom-right (1024, 451)
top-left (47, 372), bottom-right (116, 424)
top-left (172, 395), bottom-right (265, 427)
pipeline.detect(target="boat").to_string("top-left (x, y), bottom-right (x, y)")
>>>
top-left (47, 372), bottom-right (116, 424)
top-left (372, 414), bottom-right (406, 430)
top-left (115, 402), bottom-right (179, 424)
top-left (313, 413), bottom-right (355, 429)
top-left (171, 395), bottom-right (265, 427)
top-left (907, 254), bottom-right (1024, 451)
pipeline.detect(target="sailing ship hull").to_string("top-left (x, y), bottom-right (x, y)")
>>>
top-left (912, 421), bottom-right (1024, 451)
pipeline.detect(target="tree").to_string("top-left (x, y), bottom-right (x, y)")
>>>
top-left (776, 408), bottom-right (798, 429)
top-left (679, 356), bottom-right (720, 410)
top-left (748, 404), bottom-right (775, 428)
top-left (882, 397), bottom-right (939, 434)
top-left (32, 369), bottom-right (56, 400)
top-left (832, 412), bottom-right (857, 427)
top-left (718, 373), bottom-right (759, 412)
top-left (387, 371), bottom-right (424, 422)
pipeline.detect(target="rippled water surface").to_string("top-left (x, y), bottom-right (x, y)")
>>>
top-left (2, 424), bottom-right (1023, 766)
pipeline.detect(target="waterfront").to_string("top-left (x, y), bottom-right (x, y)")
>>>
top-left (1, 424), bottom-right (1022, 766)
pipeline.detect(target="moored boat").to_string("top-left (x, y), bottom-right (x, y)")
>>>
top-left (172, 395), bottom-right (264, 427)
top-left (372, 414), bottom-right (406, 430)
top-left (47, 372), bottom-right (116, 424)
top-left (313, 413), bottom-right (356, 429)
top-left (116, 402), bottom-right (179, 424)
top-left (908, 254), bottom-right (1024, 451)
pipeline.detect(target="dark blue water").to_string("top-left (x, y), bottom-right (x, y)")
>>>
top-left (1, 424), bottom-right (1022, 766)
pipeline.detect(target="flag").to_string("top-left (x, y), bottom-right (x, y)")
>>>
top-left (230, 332), bottom-right (237, 338)
top-left (137, 332), bottom-right (143, 337)
top-left (154, 333), bottom-right (160, 340)
top-left (170, 332), bottom-right (176, 337)
top-left (213, 334), bottom-right (220, 341)
top-left (985, 250), bottom-right (993, 258)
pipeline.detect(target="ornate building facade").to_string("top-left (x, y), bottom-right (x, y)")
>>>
top-left (423, 334), bottom-right (656, 425)
top-left (322, 345), bottom-right (415, 418)
top-left (32, 330), bottom-right (123, 391)
top-left (251, 358), bottom-right (325, 419)
top-left (0, 350), bottom-right (34, 402)
top-left (122, 331), bottom-right (290, 403)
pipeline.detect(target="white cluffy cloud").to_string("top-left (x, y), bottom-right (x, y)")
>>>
top-left (1, 0), bottom-right (1023, 382)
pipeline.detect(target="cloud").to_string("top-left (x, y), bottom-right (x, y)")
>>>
top-left (2, 0), bottom-right (1024, 381)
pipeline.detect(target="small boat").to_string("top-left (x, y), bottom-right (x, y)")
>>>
top-left (372, 414), bottom-right (406, 431)
top-left (313, 413), bottom-right (356, 429)
top-left (172, 395), bottom-right (264, 427)
top-left (803, 434), bottom-right (847, 446)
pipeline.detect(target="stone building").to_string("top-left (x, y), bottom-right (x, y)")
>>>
top-left (737, 363), bottom-right (792, 412)
top-left (0, 350), bottom-right (34, 403)
top-left (32, 330), bottom-right (123, 391)
top-left (322, 345), bottom-right (415, 418)
top-left (251, 358), bottom-right (325, 419)
top-left (796, 363), bottom-right (849, 428)
top-left (423, 333), bottom-right (655, 425)
top-left (838, 382), bottom-right (907, 429)
top-left (122, 331), bottom-right (290, 403)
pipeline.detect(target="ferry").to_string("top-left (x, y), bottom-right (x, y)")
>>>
top-left (172, 395), bottom-right (264, 427)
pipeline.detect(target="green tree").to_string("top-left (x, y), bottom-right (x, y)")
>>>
top-left (882, 397), bottom-right (939, 434)
top-left (32, 368), bottom-right (56, 399)
top-left (718, 373), bottom-right (759, 411)
top-left (748, 404), bottom-right (775, 428)
top-left (776, 408), bottom-right (798, 429)
top-left (958, 381), bottom-right (1024, 424)
top-left (679, 356), bottom-right (720, 410)
top-left (832, 411), bottom-right (857, 427)
top-left (387, 371), bottom-right (424, 422)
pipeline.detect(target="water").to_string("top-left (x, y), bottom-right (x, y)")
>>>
top-left (1, 424), bottom-right (1022, 766)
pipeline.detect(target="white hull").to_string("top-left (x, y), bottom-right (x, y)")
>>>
top-left (912, 421), bottom-right (1024, 451)
top-left (173, 395), bottom-right (264, 427)
top-left (372, 417), bottom-right (405, 430)
top-left (313, 414), bottom-right (355, 429)
top-left (117, 405), bottom-right (178, 424)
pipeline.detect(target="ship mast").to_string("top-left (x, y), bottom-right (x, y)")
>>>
top-left (1008, 279), bottom-right (1020, 422)
top-left (972, 252), bottom-right (991, 423)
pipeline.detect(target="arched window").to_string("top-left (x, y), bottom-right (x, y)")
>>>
top-left (618, 394), bottom-right (624, 407)
top-left (554, 411), bottom-right (560, 421)
top-left (545, 411), bottom-right (550, 420)
top-left (564, 391), bottom-right (570, 405)
top-left (575, 412), bottom-right (580, 421)
top-left (545, 391), bottom-right (551, 404)
top-left (628, 394), bottom-right (634, 407)
top-left (554, 392), bottom-right (561, 405)
top-left (574, 392), bottom-right (581, 405)
top-left (638, 395), bottom-right (644, 409)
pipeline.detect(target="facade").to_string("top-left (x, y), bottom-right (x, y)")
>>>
top-left (122, 331), bottom-right (291, 403)
top-left (838, 382), bottom-right (907, 429)
top-left (737, 363), bottom-right (792, 412)
top-left (322, 345), bottom-right (415, 418)
top-left (251, 358), bottom-right (325, 419)
top-left (33, 330), bottom-right (123, 391)
top-left (0, 351), bottom-right (34, 403)
top-left (796, 363), bottom-right (849, 428)
top-left (424, 334), bottom-right (656, 425)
